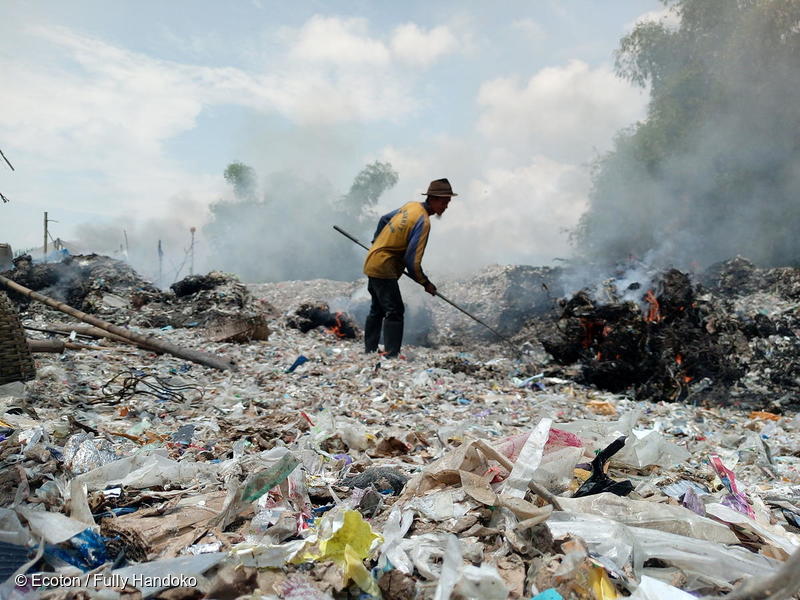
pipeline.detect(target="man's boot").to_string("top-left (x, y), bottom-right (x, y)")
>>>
top-left (382, 320), bottom-right (403, 358)
top-left (364, 314), bottom-right (382, 353)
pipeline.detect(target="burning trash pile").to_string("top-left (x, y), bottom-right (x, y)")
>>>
top-left (537, 259), bottom-right (800, 409)
top-left (286, 302), bottom-right (358, 339)
top-left (0, 254), bottom-right (799, 599)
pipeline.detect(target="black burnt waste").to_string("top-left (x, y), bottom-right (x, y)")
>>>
top-left (539, 260), bottom-right (800, 408)
top-left (287, 302), bottom-right (358, 339)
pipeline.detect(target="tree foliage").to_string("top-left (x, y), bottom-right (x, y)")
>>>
top-left (205, 162), bottom-right (399, 282)
top-left (338, 161), bottom-right (399, 220)
top-left (223, 162), bottom-right (257, 200)
top-left (575, 0), bottom-right (800, 268)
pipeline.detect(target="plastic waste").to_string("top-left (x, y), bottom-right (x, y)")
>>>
top-left (557, 409), bottom-right (689, 468)
top-left (705, 502), bottom-right (800, 555)
top-left (277, 575), bottom-right (335, 600)
top-left (43, 528), bottom-right (107, 571)
top-left (0, 540), bottom-right (30, 583)
top-left (294, 508), bottom-right (383, 596)
top-left (431, 533), bottom-right (508, 600)
top-left (558, 493), bottom-right (739, 544)
top-left (0, 508), bottom-right (32, 546)
top-left (16, 508), bottom-right (92, 544)
top-left (231, 539), bottom-right (306, 568)
top-left (532, 590), bottom-right (565, 600)
top-left (170, 424), bottom-right (195, 445)
top-left (377, 507), bottom-right (414, 574)
top-left (242, 452), bottom-right (301, 502)
top-left (547, 511), bottom-right (780, 591)
top-left (74, 449), bottom-right (219, 491)
top-left (433, 534), bottom-right (461, 600)
top-left (63, 433), bottom-right (119, 475)
top-left (111, 552), bottom-right (227, 599)
top-left (501, 418), bottom-right (552, 498)
top-left (628, 575), bottom-right (695, 599)
top-left (709, 454), bottom-right (755, 519)
top-left (286, 355), bottom-right (309, 373)
top-left (573, 437), bottom-right (633, 498)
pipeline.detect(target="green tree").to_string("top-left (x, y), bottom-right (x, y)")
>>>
top-left (576, 0), bottom-right (800, 268)
top-left (205, 161), bottom-right (398, 282)
top-left (338, 161), bottom-right (399, 220)
top-left (223, 162), bottom-right (257, 200)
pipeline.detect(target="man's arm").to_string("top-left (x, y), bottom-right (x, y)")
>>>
top-left (404, 215), bottom-right (431, 286)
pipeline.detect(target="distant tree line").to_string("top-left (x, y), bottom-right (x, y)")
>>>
top-left (574, 0), bottom-right (800, 268)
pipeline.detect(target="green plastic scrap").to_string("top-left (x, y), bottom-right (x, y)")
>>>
top-left (241, 453), bottom-right (301, 502)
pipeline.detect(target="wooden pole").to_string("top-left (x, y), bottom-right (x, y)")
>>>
top-left (189, 227), bottom-right (196, 276)
top-left (43, 212), bottom-right (48, 263)
top-left (0, 275), bottom-right (235, 371)
top-left (158, 240), bottom-right (163, 286)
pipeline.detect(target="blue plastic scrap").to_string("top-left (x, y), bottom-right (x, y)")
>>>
top-left (531, 589), bottom-right (564, 600)
top-left (285, 355), bottom-right (309, 373)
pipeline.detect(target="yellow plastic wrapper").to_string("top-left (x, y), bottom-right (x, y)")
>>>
top-left (294, 509), bottom-right (383, 596)
top-left (588, 566), bottom-right (618, 599)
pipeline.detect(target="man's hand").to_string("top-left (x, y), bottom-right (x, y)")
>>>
top-left (424, 281), bottom-right (437, 296)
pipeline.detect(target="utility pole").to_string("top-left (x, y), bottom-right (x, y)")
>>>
top-left (43, 212), bottom-right (48, 263)
top-left (157, 240), bottom-right (163, 286)
top-left (189, 227), bottom-right (196, 275)
top-left (123, 229), bottom-right (129, 259)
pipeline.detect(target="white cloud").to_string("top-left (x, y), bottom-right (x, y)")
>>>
top-left (429, 157), bottom-right (588, 270)
top-left (511, 18), bottom-right (547, 42)
top-left (390, 23), bottom-right (458, 66)
top-left (290, 15), bottom-right (390, 65)
top-left (477, 59), bottom-right (647, 163)
top-left (626, 7), bottom-right (681, 31)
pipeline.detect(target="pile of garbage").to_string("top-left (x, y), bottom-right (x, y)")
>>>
top-left (535, 259), bottom-right (800, 409)
top-left (1, 255), bottom-right (272, 338)
top-left (1, 253), bottom-right (799, 599)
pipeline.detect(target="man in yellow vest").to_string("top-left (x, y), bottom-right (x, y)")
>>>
top-left (362, 178), bottom-right (457, 357)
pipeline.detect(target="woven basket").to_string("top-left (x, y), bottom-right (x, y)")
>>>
top-left (0, 290), bottom-right (36, 385)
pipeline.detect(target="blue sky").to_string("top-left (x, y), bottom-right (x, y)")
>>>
top-left (1, 0), bottom-right (666, 278)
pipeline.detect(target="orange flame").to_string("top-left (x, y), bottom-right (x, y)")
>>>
top-left (644, 290), bottom-right (662, 322)
top-left (683, 375), bottom-right (693, 383)
top-left (675, 354), bottom-right (683, 365)
top-left (327, 312), bottom-right (347, 338)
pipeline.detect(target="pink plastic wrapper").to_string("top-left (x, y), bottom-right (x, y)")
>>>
top-left (487, 427), bottom-right (584, 482)
top-left (709, 454), bottom-right (755, 519)
top-left (495, 428), bottom-right (583, 462)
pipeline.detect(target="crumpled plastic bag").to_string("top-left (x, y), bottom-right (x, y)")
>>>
top-left (433, 534), bottom-right (508, 600)
top-left (547, 511), bottom-right (780, 591)
top-left (558, 493), bottom-right (738, 544)
top-left (573, 437), bottom-right (633, 498)
top-left (294, 508), bottom-right (383, 596)
top-left (557, 409), bottom-right (689, 468)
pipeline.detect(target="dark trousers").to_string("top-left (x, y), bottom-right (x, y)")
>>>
top-left (365, 277), bottom-right (404, 356)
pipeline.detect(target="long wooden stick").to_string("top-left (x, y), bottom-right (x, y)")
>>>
top-left (0, 275), bottom-right (235, 371)
top-left (45, 323), bottom-right (159, 351)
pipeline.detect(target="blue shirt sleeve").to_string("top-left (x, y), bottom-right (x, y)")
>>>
top-left (372, 209), bottom-right (400, 243)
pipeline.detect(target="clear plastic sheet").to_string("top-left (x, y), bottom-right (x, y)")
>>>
top-left (547, 511), bottom-right (780, 591)
top-left (558, 493), bottom-right (739, 544)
